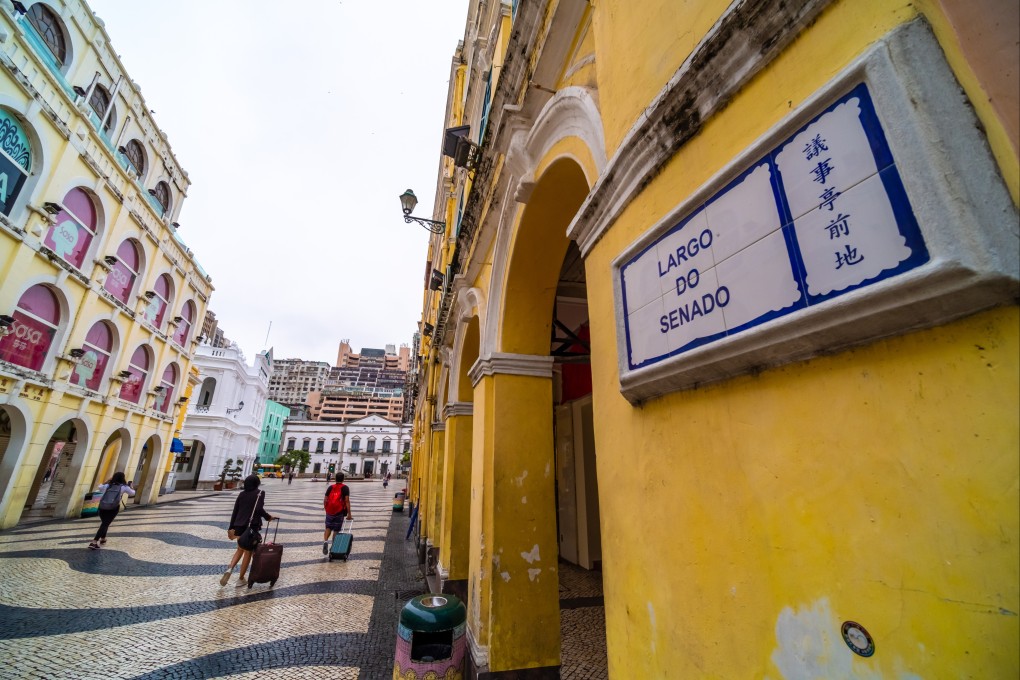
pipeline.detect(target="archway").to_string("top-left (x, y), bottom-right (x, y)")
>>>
top-left (132, 434), bottom-right (163, 504)
top-left (175, 439), bottom-right (206, 490)
top-left (91, 429), bottom-right (131, 491)
top-left (22, 419), bottom-right (87, 521)
top-left (474, 156), bottom-right (604, 673)
top-left (0, 405), bottom-right (29, 510)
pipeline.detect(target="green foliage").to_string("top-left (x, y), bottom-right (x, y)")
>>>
top-left (219, 458), bottom-right (235, 483)
top-left (276, 449), bottom-right (311, 473)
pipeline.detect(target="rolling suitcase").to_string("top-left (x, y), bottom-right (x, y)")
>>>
top-left (247, 518), bottom-right (282, 588)
top-left (328, 519), bottom-right (353, 561)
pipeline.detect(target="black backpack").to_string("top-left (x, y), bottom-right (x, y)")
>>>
top-left (98, 484), bottom-right (123, 510)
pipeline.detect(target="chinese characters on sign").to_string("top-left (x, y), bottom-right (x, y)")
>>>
top-left (620, 83), bottom-right (928, 370)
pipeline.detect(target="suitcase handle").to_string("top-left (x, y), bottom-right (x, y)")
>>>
top-left (267, 516), bottom-right (280, 543)
top-left (342, 518), bottom-right (354, 534)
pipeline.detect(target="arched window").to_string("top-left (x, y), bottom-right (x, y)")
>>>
top-left (88, 85), bottom-right (116, 135)
top-left (287, 438), bottom-right (296, 450)
top-left (123, 139), bottom-right (145, 176)
top-left (71, 321), bottom-right (112, 391)
top-left (198, 377), bottom-right (216, 406)
top-left (142, 274), bottom-right (172, 329)
top-left (119, 345), bottom-right (150, 404)
top-left (104, 239), bottom-right (140, 304)
top-left (151, 181), bottom-right (171, 216)
top-left (172, 300), bottom-right (195, 347)
top-left (154, 363), bottom-right (178, 413)
top-left (0, 284), bottom-right (59, 371)
top-left (43, 187), bottom-right (98, 269)
top-left (26, 3), bottom-right (66, 67)
top-left (0, 109), bottom-right (32, 216)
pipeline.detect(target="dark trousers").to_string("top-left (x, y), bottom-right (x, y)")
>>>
top-left (94, 508), bottom-right (119, 541)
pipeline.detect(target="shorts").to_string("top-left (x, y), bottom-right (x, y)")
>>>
top-left (325, 513), bottom-right (347, 532)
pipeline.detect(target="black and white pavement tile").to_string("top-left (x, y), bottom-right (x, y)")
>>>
top-left (0, 479), bottom-right (422, 680)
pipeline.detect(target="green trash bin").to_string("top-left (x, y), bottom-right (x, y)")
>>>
top-left (394, 593), bottom-right (466, 679)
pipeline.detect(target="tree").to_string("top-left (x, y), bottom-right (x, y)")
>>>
top-left (276, 449), bottom-right (311, 473)
top-left (219, 458), bottom-right (235, 485)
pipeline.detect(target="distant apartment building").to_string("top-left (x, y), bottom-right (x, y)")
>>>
top-left (267, 358), bottom-right (330, 416)
top-left (200, 310), bottom-right (227, 348)
top-left (309, 343), bottom-right (407, 422)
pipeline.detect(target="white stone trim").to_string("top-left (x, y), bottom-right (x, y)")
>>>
top-left (468, 353), bottom-right (555, 387)
top-left (443, 401), bottom-right (474, 419)
top-left (614, 20), bottom-right (1020, 403)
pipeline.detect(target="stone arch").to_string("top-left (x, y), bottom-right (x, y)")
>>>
top-left (132, 432), bottom-right (163, 505)
top-left (0, 400), bottom-right (32, 521)
top-left (91, 427), bottom-right (132, 490)
top-left (498, 158), bottom-right (591, 354)
top-left (24, 415), bottom-right (93, 521)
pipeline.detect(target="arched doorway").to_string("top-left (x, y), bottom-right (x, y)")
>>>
top-left (132, 434), bottom-right (162, 504)
top-left (0, 406), bottom-right (29, 511)
top-left (175, 439), bottom-right (206, 490)
top-left (476, 156), bottom-right (605, 673)
top-left (91, 429), bottom-right (130, 491)
top-left (22, 419), bottom-right (86, 521)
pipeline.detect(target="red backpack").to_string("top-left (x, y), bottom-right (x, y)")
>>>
top-left (324, 483), bottom-right (347, 516)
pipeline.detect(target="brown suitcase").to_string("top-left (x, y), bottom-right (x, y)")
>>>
top-left (247, 519), bottom-right (282, 588)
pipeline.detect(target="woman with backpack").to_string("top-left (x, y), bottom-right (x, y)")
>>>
top-left (88, 472), bottom-right (136, 550)
top-left (322, 472), bottom-right (353, 554)
top-left (220, 474), bottom-right (275, 587)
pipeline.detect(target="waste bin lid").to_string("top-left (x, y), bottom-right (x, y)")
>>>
top-left (400, 593), bottom-right (466, 631)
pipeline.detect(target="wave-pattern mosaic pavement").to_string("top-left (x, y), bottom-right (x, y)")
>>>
top-left (0, 479), bottom-right (415, 679)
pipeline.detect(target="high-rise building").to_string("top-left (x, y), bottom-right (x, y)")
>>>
top-left (267, 357), bottom-right (330, 416)
top-left (309, 343), bottom-right (407, 422)
top-left (0, 0), bottom-right (214, 528)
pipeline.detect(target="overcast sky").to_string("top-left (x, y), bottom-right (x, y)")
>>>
top-left (86, 0), bottom-right (470, 364)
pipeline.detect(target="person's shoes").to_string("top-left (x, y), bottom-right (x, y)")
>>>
top-left (235, 577), bottom-right (247, 587)
top-left (99, 538), bottom-right (107, 545)
top-left (88, 541), bottom-right (100, 550)
top-left (322, 540), bottom-right (329, 555)
top-left (219, 570), bottom-right (231, 586)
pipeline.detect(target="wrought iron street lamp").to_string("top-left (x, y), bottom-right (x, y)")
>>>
top-left (399, 190), bottom-right (446, 234)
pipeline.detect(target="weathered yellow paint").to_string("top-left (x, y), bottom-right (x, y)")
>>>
top-left (439, 412), bottom-right (473, 582)
top-left (470, 371), bottom-right (561, 672)
top-left (428, 426), bottom-right (446, 541)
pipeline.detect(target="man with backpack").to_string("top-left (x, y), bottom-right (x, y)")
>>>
top-left (322, 472), bottom-right (353, 554)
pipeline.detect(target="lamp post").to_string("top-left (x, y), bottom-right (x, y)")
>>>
top-left (398, 190), bottom-right (446, 234)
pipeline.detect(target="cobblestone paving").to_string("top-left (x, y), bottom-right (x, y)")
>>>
top-left (0, 479), bottom-right (423, 680)
top-left (559, 561), bottom-right (608, 680)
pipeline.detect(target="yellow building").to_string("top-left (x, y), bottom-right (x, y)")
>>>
top-left (0, 0), bottom-right (212, 529)
top-left (408, 0), bottom-right (1018, 677)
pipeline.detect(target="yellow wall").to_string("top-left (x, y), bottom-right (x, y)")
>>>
top-left (577, 0), bottom-right (1019, 675)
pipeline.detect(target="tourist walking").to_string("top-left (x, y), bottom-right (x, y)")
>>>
top-left (322, 472), bottom-right (353, 554)
top-left (220, 474), bottom-right (275, 587)
top-left (88, 472), bottom-right (135, 550)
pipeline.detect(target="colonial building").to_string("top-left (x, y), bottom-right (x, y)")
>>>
top-left (408, 1), bottom-right (1018, 678)
top-left (281, 414), bottom-right (410, 478)
top-left (173, 344), bottom-right (270, 490)
top-left (0, 0), bottom-right (213, 528)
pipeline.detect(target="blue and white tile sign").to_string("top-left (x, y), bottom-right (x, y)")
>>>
top-left (620, 83), bottom-right (929, 371)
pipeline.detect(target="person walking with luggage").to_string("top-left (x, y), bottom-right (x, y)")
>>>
top-left (220, 474), bottom-right (274, 587)
top-left (322, 472), bottom-right (353, 555)
top-left (88, 472), bottom-right (135, 550)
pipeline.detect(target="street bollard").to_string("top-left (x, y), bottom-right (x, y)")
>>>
top-left (393, 490), bottom-right (405, 512)
top-left (393, 593), bottom-right (466, 680)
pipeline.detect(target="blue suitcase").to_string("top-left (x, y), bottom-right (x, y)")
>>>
top-left (329, 519), bottom-right (353, 561)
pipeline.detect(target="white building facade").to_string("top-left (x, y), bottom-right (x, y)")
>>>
top-left (282, 415), bottom-right (410, 478)
top-left (172, 344), bottom-right (270, 490)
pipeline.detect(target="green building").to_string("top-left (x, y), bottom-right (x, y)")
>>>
top-left (258, 400), bottom-right (288, 465)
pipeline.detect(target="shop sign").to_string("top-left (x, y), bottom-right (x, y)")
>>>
top-left (619, 83), bottom-right (928, 370)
